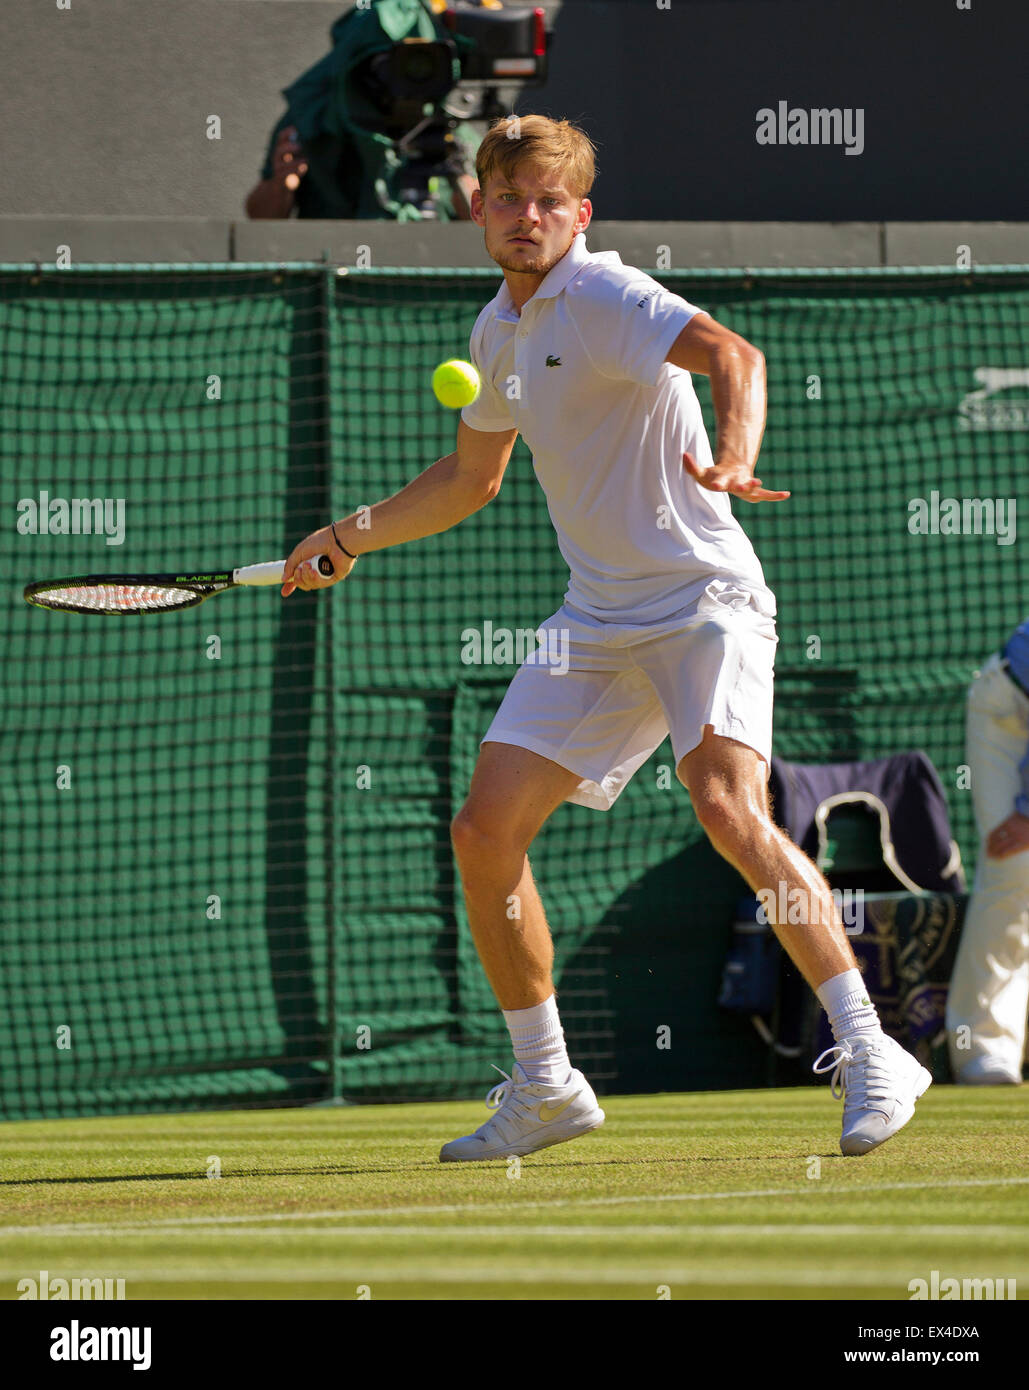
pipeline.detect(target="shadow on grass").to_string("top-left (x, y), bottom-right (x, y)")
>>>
top-left (0, 1152), bottom-right (828, 1186)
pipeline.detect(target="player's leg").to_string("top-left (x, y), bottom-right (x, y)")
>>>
top-left (440, 615), bottom-right (670, 1161)
top-left (635, 588), bottom-right (929, 1153)
top-left (636, 592), bottom-right (859, 989)
top-left (678, 726), bottom-right (932, 1154)
top-left (441, 739), bottom-right (606, 1161)
top-left (677, 725), bottom-right (856, 989)
top-left (450, 739), bottom-right (581, 1010)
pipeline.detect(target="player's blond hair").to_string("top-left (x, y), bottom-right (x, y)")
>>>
top-left (474, 114), bottom-right (597, 203)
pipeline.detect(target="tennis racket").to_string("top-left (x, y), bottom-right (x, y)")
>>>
top-left (23, 554), bottom-right (334, 615)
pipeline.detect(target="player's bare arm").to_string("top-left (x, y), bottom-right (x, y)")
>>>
top-left (281, 420), bottom-right (519, 594)
top-left (666, 315), bottom-right (789, 504)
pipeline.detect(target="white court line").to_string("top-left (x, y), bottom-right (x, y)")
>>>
top-left (3, 1223), bottom-right (1022, 1241)
top-left (0, 1268), bottom-right (946, 1289)
top-left (2, 1176), bottom-right (1028, 1241)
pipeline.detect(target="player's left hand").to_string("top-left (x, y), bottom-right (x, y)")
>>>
top-left (986, 810), bottom-right (1029, 859)
top-left (683, 452), bottom-right (790, 503)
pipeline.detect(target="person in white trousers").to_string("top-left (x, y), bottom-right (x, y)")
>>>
top-left (947, 639), bottom-right (1029, 1084)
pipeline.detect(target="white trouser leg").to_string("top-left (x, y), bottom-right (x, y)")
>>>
top-left (947, 655), bottom-right (1029, 1077)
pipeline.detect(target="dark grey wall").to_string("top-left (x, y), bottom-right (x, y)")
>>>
top-left (537, 0), bottom-right (1029, 220)
top-left (3, 0), bottom-right (1026, 222)
top-left (0, 0), bottom-right (559, 220)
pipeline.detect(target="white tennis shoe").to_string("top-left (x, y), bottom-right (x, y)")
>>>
top-left (813, 1032), bottom-right (932, 1156)
top-left (439, 1063), bottom-right (605, 1162)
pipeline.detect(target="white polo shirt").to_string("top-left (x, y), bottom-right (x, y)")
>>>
top-left (461, 231), bottom-right (772, 625)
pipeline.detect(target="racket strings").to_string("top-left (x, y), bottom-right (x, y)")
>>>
top-left (32, 583), bottom-right (200, 613)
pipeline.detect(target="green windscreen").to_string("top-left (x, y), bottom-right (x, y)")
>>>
top-left (1, 263), bottom-right (1026, 1118)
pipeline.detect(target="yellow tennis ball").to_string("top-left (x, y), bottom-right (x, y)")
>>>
top-left (432, 359), bottom-right (481, 409)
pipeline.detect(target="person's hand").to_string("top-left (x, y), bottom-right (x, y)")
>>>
top-left (451, 173), bottom-right (478, 221)
top-left (281, 525), bottom-right (356, 597)
top-left (683, 452), bottom-right (790, 503)
top-left (272, 126), bottom-right (308, 191)
top-left (986, 811), bottom-right (1029, 859)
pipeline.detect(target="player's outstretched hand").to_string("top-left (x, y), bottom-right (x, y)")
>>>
top-left (281, 526), bottom-right (356, 597)
top-left (683, 451), bottom-right (790, 503)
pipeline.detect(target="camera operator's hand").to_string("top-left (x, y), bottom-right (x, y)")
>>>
top-left (442, 139), bottom-right (476, 222)
top-left (451, 173), bottom-right (477, 221)
top-left (272, 126), bottom-right (309, 191)
top-left (245, 126), bottom-right (309, 219)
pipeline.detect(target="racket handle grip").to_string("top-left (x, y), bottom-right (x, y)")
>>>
top-left (235, 554), bottom-right (334, 586)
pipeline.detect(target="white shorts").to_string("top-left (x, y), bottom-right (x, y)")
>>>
top-left (481, 580), bottom-right (778, 811)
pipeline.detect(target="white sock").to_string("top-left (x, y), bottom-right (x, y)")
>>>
top-left (502, 995), bottom-right (572, 1086)
top-left (816, 968), bottom-right (882, 1044)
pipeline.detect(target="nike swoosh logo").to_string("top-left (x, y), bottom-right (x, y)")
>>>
top-left (538, 1092), bottom-right (581, 1123)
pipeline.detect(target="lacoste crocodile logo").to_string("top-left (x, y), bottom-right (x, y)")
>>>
top-left (546, 355), bottom-right (562, 367)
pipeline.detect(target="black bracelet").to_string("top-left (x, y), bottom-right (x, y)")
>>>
top-left (331, 521), bottom-right (357, 560)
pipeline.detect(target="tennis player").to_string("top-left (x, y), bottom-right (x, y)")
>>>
top-left (283, 114), bottom-right (932, 1158)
